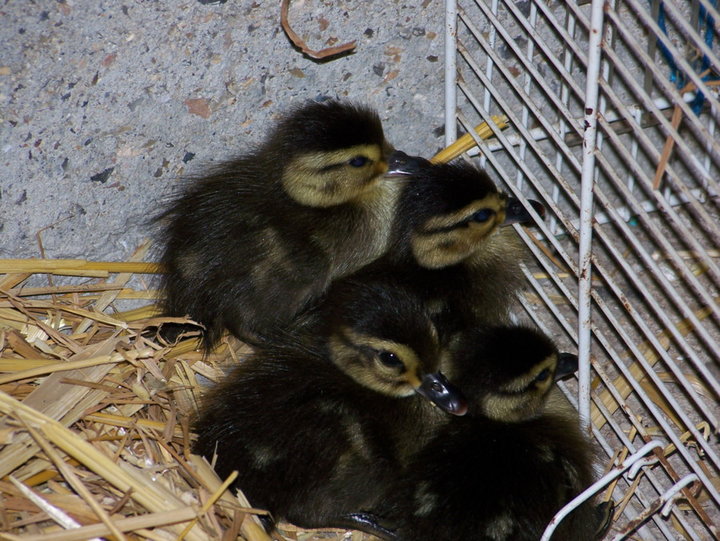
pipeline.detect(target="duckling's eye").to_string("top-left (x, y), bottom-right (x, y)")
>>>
top-left (348, 156), bottom-right (369, 167)
top-left (378, 350), bottom-right (403, 368)
top-left (535, 368), bottom-right (551, 383)
top-left (471, 208), bottom-right (495, 223)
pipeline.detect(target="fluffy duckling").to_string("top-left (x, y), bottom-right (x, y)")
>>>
top-left (156, 100), bottom-right (415, 348)
top-left (352, 159), bottom-right (545, 345)
top-left (192, 280), bottom-right (467, 534)
top-left (377, 325), bottom-right (606, 541)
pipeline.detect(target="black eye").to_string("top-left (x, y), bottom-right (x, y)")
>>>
top-left (378, 350), bottom-right (403, 368)
top-left (471, 209), bottom-right (494, 223)
top-left (535, 368), bottom-right (551, 383)
top-left (348, 156), bottom-right (369, 167)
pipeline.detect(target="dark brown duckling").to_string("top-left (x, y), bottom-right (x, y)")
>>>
top-left (376, 325), bottom-right (607, 541)
top-left (349, 159), bottom-right (545, 346)
top-left (155, 100), bottom-right (415, 349)
top-left (192, 279), bottom-right (467, 535)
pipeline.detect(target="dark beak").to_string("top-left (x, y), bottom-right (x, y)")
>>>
top-left (502, 197), bottom-right (546, 225)
top-left (415, 372), bottom-right (468, 416)
top-left (555, 352), bottom-right (579, 381)
top-left (386, 150), bottom-right (431, 177)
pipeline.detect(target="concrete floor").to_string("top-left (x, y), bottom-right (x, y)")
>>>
top-left (2, 0), bottom-right (446, 262)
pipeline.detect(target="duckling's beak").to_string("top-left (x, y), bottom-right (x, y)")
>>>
top-left (502, 197), bottom-right (546, 225)
top-left (386, 150), bottom-right (431, 178)
top-left (415, 372), bottom-right (468, 416)
top-left (555, 352), bottom-right (579, 381)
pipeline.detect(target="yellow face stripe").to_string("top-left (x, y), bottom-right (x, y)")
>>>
top-left (338, 327), bottom-right (424, 390)
top-left (499, 354), bottom-right (557, 393)
top-left (420, 193), bottom-right (505, 232)
top-left (288, 144), bottom-right (385, 170)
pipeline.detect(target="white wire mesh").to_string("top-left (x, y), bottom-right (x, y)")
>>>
top-left (444, 0), bottom-right (720, 538)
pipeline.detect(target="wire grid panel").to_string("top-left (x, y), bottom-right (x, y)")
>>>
top-left (444, 0), bottom-right (720, 539)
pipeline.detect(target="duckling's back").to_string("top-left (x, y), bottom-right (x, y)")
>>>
top-left (192, 345), bottom-right (401, 528)
top-left (387, 411), bottom-right (598, 541)
top-left (155, 100), bottom-right (404, 347)
top-left (372, 325), bottom-right (601, 540)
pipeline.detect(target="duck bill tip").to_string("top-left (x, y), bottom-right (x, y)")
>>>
top-left (502, 197), bottom-right (546, 226)
top-left (386, 150), bottom-right (431, 178)
top-left (415, 372), bottom-right (468, 416)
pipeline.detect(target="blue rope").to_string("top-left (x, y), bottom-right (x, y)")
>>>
top-left (656, 2), bottom-right (680, 86)
top-left (654, 0), bottom-right (719, 114)
top-left (690, 0), bottom-right (718, 113)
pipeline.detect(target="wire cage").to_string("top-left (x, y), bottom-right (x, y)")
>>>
top-left (443, 0), bottom-right (720, 538)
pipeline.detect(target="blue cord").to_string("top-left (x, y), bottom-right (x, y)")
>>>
top-left (690, 0), bottom-right (718, 113)
top-left (654, 0), bottom-right (719, 114)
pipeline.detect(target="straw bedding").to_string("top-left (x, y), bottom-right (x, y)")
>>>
top-left (0, 244), bottom-right (379, 541)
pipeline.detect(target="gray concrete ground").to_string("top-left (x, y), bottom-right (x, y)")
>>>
top-left (2, 0), bottom-right (446, 262)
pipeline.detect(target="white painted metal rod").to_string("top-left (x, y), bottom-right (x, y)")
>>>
top-left (540, 441), bottom-right (665, 541)
top-left (444, 0), bottom-right (457, 148)
top-left (578, 0), bottom-right (606, 430)
top-left (609, 475), bottom-right (703, 541)
top-left (457, 108), bottom-right (720, 489)
top-left (603, 6), bottom-right (720, 172)
top-left (457, 48), bottom-right (720, 402)
top-left (459, 75), bottom-right (720, 404)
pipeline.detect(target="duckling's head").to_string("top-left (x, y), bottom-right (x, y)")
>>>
top-left (395, 161), bottom-right (544, 269)
top-left (451, 326), bottom-right (577, 422)
top-left (270, 100), bottom-right (403, 207)
top-left (325, 281), bottom-right (467, 415)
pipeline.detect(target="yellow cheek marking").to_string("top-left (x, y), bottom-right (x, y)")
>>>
top-left (373, 160), bottom-right (389, 176)
top-left (340, 328), bottom-right (423, 375)
top-left (404, 371), bottom-right (423, 389)
top-left (420, 193), bottom-right (504, 232)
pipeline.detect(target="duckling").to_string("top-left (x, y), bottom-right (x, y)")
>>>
top-left (156, 100), bottom-right (418, 349)
top-left (376, 325), bottom-right (607, 541)
top-left (192, 280), bottom-right (467, 534)
top-left (347, 159), bottom-right (545, 345)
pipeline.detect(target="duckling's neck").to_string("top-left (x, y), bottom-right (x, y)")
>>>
top-left (391, 397), bottom-right (454, 465)
top-left (323, 180), bottom-right (404, 276)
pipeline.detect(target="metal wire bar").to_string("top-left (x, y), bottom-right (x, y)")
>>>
top-left (590, 74), bottom-right (720, 288)
top-left (449, 1), bottom-right (720, 537)
top-left (519, 223), bottom-right (719, 521)
top-left (481, 0), bottom-right (499, 140)
top-left (516, 268), bottom-right (690, 538)
top-left (510, 0), bottom-right (720, 201)
top-left (456, 107), bottom-right (720, 508)
top-left (516, 227), bottom-right (708, 537)
top-left (465, 0), bottom-right (586, 131)
top-left (628, 0), bottom-right (720, 111)
top-left (610, 475), bottom-right (703, 540)
top-left (456, 12), bottom-right (720, 408)
top-left (474, 91), bottom-right (711, 153)
top-left (456, 62), bottom-right (720, 419)
top-left (444, 0), bottom-right (458, 147)
top-left (514, 1), bottom-right (539, 194)
top-left (588, 395), bottom-right (698, 539)
top-left (533, 0), bottom-right (720, 245)
top-left (589, 350), bottom-right (716, 536)
top-left (597, 6), bottom-right (720, 191)
top-left (577, 0), bottom-right (605, 430)
top-left (558, 2), bottom-right (720, 240)
top-left (696, 0), bottom-right (720, 29)
top-left (540, 441), bottom-right (665, 541)
top-left (592, 132), bottom-right (720, 396)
